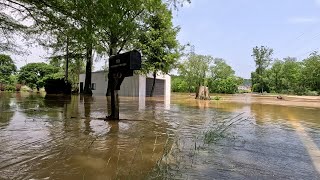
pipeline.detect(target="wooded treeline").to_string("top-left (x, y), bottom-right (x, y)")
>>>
top-left (0, 0), bottom-right (184, 95)
top-left (251, 46), bottom-right (320, 96)
top-left (172, 52), bottom-right (244, 94)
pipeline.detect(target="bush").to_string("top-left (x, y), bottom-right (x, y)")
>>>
top-left (21, 85), bottom-right (32, 92)
top-left (252, 83), bottom-right (260, 93)
top-left (44, 78), bottom-right (72, 94)
top-left (212, 96), bottom-right (221, 100)
top-left (305, 91), bottom-right (318, 96)
top-left (171, 76), bottom-right (193, 92)
top-left (4, 84), bottom-right (16, 91)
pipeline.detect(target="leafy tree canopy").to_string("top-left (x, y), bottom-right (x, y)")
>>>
top-left (0, 54), bottom-right (17, 84)
top-left (251, 46), bottom-right (274, 93)
top-left (17, 62), bottom-right (59, 90)
top-left (179, 53), bottom-right (213, 89)
top-left (138, 2), bottom-right (180, 75)
top-left (210, 58), bottom-right (235, 80)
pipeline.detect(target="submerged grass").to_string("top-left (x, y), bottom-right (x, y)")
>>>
top-left (149, 112), bottom-right (249, 179)
top-left (203, 112), bottom-right (247, 145)
top-left (212, 96), bottom-right (222, 101)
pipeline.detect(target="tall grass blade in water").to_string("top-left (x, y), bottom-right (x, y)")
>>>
top-left (204, 113), bottom-right (247, 145)
top-left (149, 113), bottom-right (248, 179)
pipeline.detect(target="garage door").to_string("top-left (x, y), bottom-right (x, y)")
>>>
top-left (146, 78), bottom-right (165, 97)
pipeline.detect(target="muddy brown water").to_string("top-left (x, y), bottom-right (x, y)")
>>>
top-left (0, 92), bottom-right (320, 179)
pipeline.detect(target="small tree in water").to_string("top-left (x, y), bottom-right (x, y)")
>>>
top-left (0, 54), bottom-right (17, 86)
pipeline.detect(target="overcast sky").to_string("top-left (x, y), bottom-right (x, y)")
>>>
top-left (10, 0), bottom-right (320, 78)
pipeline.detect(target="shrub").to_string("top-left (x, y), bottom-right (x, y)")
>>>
top-left (212, 96), bottom-right (221, 100)
top-left (20, 86), bottom-right (32, 92)
top-left (44, 78), bottom-right (72, 94)
top-left (305, 91), bottom-right (318, 96)
top-left (4, 84), bottom-right (16, 91)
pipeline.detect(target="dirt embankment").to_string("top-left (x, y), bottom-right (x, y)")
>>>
top-left (227, 94), bottom-right (320, 109)
top-left (172, 93), bottom-right (320, 109)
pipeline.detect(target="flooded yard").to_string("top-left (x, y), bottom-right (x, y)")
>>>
top-left (0, 92), bottom-right (320, 179)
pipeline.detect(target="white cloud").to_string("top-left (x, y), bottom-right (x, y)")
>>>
top-left (288, 17), bottom-right (318, 24)
top-left (315, 0), bottom-right (320, 6)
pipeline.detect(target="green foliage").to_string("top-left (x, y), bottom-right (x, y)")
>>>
top-left (49, 57), bottom-right (85, 86)
top-left (209, 77), bottom-right (240, 94)
top-left (212, 96), bottom-right (221, 100)
top-left (251, 49), bottom-right (320, 95)
top-left (176, 55), bottom-right (242, 94)
top-left (301, 52), bottom-right (320, 92)
top-left (4, 0), bottom-right (179, 95)
top-left (17, 63), bottom-right (59, 90)
top-left (44, 78), bottom-right (72, 94)
top-left (136, 2), bottom-right (180, 96)
top-left (171, 76), bottom-right (193, 92)
top-left (21, 86), bottom-right (32, 92)
top-left (251, 46), bottom-right (274, 93)
top-left (179, 54), bottom-right (212, 90)
top-left (209, 59), bottom-right (242, 94)
top-left (305, 91), bottom-right (318, 96)
top-left (4, 84), bottom-right (16, 92)
top-left (0, 54), bottom-right (17, 85)
top-left (210, 58), bottom-right (235, 79)
top-left (137, 2), bottom-right (180, 76)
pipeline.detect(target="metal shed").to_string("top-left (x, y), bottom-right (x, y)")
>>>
top-left (79, 71), bottom-right (171, 98)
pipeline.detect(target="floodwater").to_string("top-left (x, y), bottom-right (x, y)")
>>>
top-left (0, 92), bottom-right (320, 179)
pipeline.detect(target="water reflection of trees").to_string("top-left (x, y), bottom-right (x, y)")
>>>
top-left (1, 94), bottom-right (176, 179)
top-left (14, 94), bottom-right (75, 119)
top-left (83, 95), bottom-right (93, 135)
top-left (0, 92), bottom-right (14, 124)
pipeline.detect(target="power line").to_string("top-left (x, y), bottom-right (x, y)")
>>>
top-left (280, 26), bottom-right (320, 57)
top-left (295, 48), bottom-right (320, 59)
top-left (283, 26), bottom-right (318, 46)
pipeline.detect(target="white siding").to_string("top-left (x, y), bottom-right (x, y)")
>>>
top-left (164, 74), bottom-right (171, 98)
top-left (118, 75), bottom-right (140, 96)
top-left (79, 71), bottom-right (107, 95)
top-left (138, 75), bottom-right (146, 97)
top-left (79, 71), bottom-right (171, 98)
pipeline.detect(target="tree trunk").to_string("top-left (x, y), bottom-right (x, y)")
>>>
top-left (65, 36), bottom-right (69, 83)
top-left (83, 1), bottom-right (93, 95)
top-left (150, 71), bottom-right (157, 97)
top-left (195, 86), bottom-right (211, 100)
top-left (195, 83), bottom-right (201, 99)
top-left (106, 37), bottom-right (117, 97)
top-left (83, 43), bottom-right (93, 95)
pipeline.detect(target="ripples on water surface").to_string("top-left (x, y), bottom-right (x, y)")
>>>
top-left (0, 92), bottom-right (320, 179)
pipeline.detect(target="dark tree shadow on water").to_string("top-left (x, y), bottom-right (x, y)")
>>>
top-left (83, 95), bottom-right (93, 135)
top-left (0, 92), bottom-right (14, 124)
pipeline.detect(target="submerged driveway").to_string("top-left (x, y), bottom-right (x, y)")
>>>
top-left (0, 92), bottom-right (319, 179)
